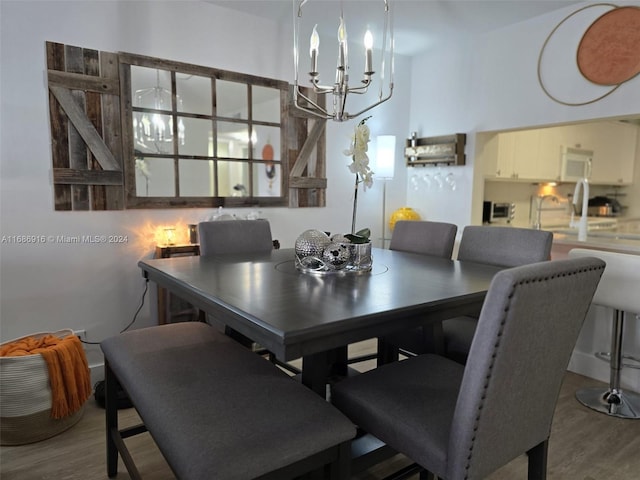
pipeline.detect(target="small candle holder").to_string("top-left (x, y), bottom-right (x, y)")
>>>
top-left (188, 224), bottom-right (198, 245)
top-left (164, 228), bottom-right (176, 246)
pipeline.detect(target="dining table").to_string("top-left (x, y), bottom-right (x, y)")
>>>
top-left (138, 247), bottom-right (502, 395)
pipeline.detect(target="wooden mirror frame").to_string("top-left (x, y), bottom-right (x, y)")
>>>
top-left (46, 41), bottom-right (327, 211)
top-left (119, 53), bottom-right (289, 209)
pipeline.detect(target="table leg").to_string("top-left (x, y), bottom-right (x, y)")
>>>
top-left (157, 286), bottom-right (168, 325)
top-left (302, 347), bottom-right (349, 398)
top-left (424, 321), bottom-right (445, 356)
top-left (377, 337), bottom-right (399, 365)
top-left (302, 352), bottom-right (332, 397)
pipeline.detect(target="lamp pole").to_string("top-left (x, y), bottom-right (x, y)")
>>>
top-left (375, 135), bottom-right (396, 249)
top-left (381, 178), bottom-right (389, 248)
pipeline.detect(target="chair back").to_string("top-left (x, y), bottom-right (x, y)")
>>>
top-left (569, 248), bottom-right (640, 313)
top-left (447, 257), bottom-right (605, 480)
top-left (457, 225), bottom-right (552, 267)
top-left (198, 220), bottom-right (273, 256)
top-left (389, 221), bottom-right (457, 258)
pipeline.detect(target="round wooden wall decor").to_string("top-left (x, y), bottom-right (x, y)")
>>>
top-left (577, 6), bottom-right (640, 85)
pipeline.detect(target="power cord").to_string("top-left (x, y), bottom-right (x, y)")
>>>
top-left (78, 279), bottom-right (149, 345)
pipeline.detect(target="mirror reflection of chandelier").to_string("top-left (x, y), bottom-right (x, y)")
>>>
top-left (133, 70), bottom-right (185, 153)
top-left (293, 0), bottom-right (394, 121)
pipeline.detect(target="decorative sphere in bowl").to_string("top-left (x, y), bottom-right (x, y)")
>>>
top-left (295, 229), bottom-right (331, 259)
top-left (322, 242), bottom-right (350, 269)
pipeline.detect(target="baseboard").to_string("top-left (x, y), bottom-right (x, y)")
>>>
top-left (568, 349), bottom-right (640, 393)
top-left (89, 362), bottom-right (105, 388)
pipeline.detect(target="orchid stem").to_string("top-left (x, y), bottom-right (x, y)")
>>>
top-left (351, 174), bottom-right (359, 234)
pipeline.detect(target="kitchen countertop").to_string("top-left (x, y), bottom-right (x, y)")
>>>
top-left (496, 218), bottom-right (640, 256)
top-left (550, 217), bottom-right (640, 255)
top-left (550, 232), bottom-right (640, 256)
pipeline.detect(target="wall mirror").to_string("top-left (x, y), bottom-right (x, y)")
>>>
top-left (121, 53), bottom-right (288, 208)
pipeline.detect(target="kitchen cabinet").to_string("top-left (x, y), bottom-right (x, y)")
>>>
top-left (539, 121), bottom-right (636, 185)
top-left (486, 130), bottom-right (542, 180)
top-left (589, 122), bottom-right (637, 185)
top-left (537, 127), bottom-right (564, 181)
top-left (484, 121), bottom-right (638, 184)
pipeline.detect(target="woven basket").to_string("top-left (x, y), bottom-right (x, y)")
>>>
top-left (0, 329), bottom-right (85, 445)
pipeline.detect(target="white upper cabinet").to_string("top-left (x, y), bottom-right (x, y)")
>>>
top-left (588, 122), bottom-right (637, 185)
top-left (537, 127), bottom-right (564, 181)
top-left (483, 129), bottom-right (560, 181)
top-left (484, 121), bottom-right (637, 185)
top-left (485, 130), bottom-right (542, 180)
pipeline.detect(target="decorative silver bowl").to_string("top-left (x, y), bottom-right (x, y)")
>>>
top-left (294, 230), bottom-right (372, 276)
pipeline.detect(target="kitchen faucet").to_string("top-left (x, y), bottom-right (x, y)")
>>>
top-left (533, 195), bottom-right (558, 230)
top-left (570, 178), bottom-right (589, 241)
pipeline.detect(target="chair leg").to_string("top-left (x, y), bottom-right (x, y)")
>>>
top-left (104, 361), bottom-right (119, 477)
top-left (575, 310), bottom-right (640, 418)
top-left (330, 442), bottom-right (351, 480)
top-left (419, 470), bottom-right (436, 480)
top-left (527, 439), bottom-right (548, 480)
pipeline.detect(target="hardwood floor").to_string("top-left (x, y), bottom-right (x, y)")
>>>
top-left (2, 342), bottom-right (639, 479)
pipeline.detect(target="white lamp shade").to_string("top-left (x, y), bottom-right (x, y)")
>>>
top-left (375, 135), bottom-right (396, 179)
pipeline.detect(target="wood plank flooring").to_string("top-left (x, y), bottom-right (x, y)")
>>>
top-left (2, 341), bottom-right (639, 479)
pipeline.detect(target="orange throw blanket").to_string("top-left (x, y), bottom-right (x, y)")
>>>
top-left (0, 334), bottom-right (92, 419)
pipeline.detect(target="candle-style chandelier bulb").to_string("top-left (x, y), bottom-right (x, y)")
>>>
top-left (364, 29), bottom-right (374, 76)
top-left (337, 16), bottom-right (347, 69)
top-left (293, 0), bottom-right (394, 122)
top-left (310, 24), bottom-right (319, 75)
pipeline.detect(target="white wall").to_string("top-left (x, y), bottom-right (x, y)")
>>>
top-left (0, 1), bottom-right (411, 375)
top-left (407, 2), bottom-right (640, 230)
top-left (3, 0), bottom-right (637, 390)
top-left (406, 1), bottom-right (640, 391)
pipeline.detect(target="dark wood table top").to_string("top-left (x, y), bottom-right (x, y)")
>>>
top-left (139, 247), bottom-right (502, 466)
top-left (138, 248), bottom-right (501, 362)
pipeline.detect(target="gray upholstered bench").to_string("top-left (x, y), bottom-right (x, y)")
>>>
top-left (101, 322), bottom-right (355, 479)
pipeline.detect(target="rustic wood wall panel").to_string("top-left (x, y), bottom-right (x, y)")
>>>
top-left (65, 45), bottom-right (90, 210)
top-left (287, 86), bottom-right (326, 208)
top-left (100, 52), bottom-right (124, 210)
top-left (45, 44), bottom-right (323, 211)
top-left (47, 43), bottom-right (72, 210)
top-left (46, 41), bottom-right (123, 211)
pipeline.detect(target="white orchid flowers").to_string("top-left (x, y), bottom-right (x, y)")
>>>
top-left (344, 116), bottom-right (374, 190)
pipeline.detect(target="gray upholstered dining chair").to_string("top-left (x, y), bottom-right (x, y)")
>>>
top-left (199, 219), bottom-right (276, 347)
top-left (443, 225), bottom-right (553, 363)
top-left (198, 219), bottom-right (275, 256)
top-left (389, 220), bottom-right (458, 258)
top-left (332, 256), bottom-right (605, 480)
top-left (197, 220), bottom-right (300, 372)
top-left (370, 221), bottom-right (458, 360)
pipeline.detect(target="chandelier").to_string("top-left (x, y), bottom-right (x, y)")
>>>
top-left (293, 0), bottom-right (395, 122)
top-left (133, 69), bottom-right (185, 154)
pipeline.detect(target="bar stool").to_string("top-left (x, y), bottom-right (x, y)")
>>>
top-left (569, 248), bottom-right (640, 418)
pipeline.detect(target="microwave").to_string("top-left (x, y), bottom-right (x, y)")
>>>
top-left (561, 147), bottom-right (593, 182)
top-left (483, 201), bottom-right (515, 224)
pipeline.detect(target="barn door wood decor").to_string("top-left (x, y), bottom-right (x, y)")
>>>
top-left (287, 86), bottom-right (327, 207)
top-left (46, 41), bottom-right (124, 211)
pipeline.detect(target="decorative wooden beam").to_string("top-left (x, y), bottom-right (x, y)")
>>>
top-left (53, 168), bottom-right (123, 185)
top-left (289, 177), bottom-right (327, 189)
top-left (290, 119), bottom-right (327, 177)
top-left (49, 85), bottom-right (121, 171)
top-left (47, 70), bottom-right (119, 95)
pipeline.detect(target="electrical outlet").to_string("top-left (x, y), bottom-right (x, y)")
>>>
top-left (73, 329), bottom-right (87, 342)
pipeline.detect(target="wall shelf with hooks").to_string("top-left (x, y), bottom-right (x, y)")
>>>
top-left (405, 133), bottom-right (466, 166)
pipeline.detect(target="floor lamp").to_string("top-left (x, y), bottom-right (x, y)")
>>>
top-left (375, 135), bottom-right (396, 248)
